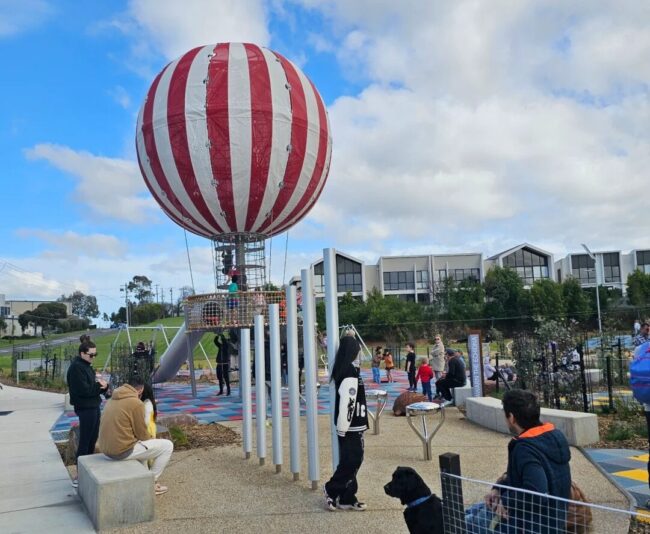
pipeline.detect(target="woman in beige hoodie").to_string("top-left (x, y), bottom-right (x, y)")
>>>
top-left (429, 335), bottom-right (446, 383)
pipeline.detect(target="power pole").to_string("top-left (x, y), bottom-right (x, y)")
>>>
top-left (169, 288), bottom-right (174, 317)
top-left (120, 283), bottom-right (130, 326)
top-left (155, 284), bottom-right (160, 303)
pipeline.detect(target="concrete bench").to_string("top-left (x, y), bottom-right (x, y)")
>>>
top-left (78, 454), bottom-right (154, 531)
top-left (465, 397), bottom-right (599, 446)
top-left (452, 384), bottom-right (473, 408)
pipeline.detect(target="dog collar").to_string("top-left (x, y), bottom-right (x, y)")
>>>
top-left (406, 495), bottom-right (430, 508)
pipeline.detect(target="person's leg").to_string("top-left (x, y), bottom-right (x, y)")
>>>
top-left (126, 439), bottom-right (174, 481)
top-left (372, 367), bottom-right (379, 383)
top-left (224, 364), bottom-right (231, 395)
top-left (75, 408), bottom-right (95, 461)
top-left (216, 365), bottom-right (224, 394)
top-left (423, 381), bottom-right (432, 401)
top-left (325, 435), bottom-right (357, 503)
top-left (88, 406), bottom-right (101, 456)
top-left (437, 378), bottom-right (453, 401)
top-left (645, 410), bottom-right (650, 494)
top-left (338, 433), bottom-right (364, 506)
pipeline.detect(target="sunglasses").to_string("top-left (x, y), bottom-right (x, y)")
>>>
top-left (86, 352), bottom-right (97, 358)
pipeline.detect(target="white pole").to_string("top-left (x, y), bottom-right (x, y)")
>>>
top-left (286, 285), bottom-right (301, 480)
top-left (301, 268), bottom-right (320, 489)
top-left (240, 328), bottom-right (253, 459)
top-left (323, 248), bottom-right (340, 469)
top-left (269, 303), bottom-right (283, 473)
top-left (254, 315), bottom-right (267, 465)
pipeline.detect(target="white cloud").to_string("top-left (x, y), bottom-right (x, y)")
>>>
top-left (24, 143), bottom-right (159, 224)
top-left (0, 0), bottom-right (52, 37)
top-left (108, 85), bottom-right (131, 109)
top-left (15, 229), bottom-right (128, 259)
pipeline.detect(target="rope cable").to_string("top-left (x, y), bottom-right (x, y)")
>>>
top-left (268, 236), bottom-right (273, 288)
top-left (282, 230), bottom-right (290, 286)
top-left (183, 229), bottom-right (195, 291)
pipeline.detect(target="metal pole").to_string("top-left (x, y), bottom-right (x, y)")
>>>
top-left (301, 268), bottom-right (320, 489)
top-left (286, 285), bottom-right (301, 480)
top-left (323, 247), bottom-right (340, 469)
top-left (254, 314), bottom-right (267, 465)
top-left (240, 328), bottom-right (253, 459)
top-left (269, 303), bottom-right (283, 473)
top-left (187, 335), bottom-right (197, 398)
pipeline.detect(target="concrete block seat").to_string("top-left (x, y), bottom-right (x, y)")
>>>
top-left (78, 454), bottom-right (154, 531)
top-left (452, 384), bottom-right (473, 408)
top-left (465, 397), bottom-right (599, 446)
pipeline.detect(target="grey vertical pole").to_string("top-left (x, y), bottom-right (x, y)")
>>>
top-left (301, 268), bottom-right (320, 490)
top-left (254, 315), bottom-right (266, 465)
top-left (286, 285), bottom-right (301, 480)
top-left (269, 303), bottom-right (283, 473)
top-left (186, 336), bottom-right (197, 398)
top-left (240, 328), bottom-right (253, 459)
top-left (323, 248), bottom-right (340, 469)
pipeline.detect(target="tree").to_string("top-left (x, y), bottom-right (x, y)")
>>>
top-left (131, 303), bottom-right (165, 325)
top-left (562, 277), bottom-right (591, 325)
top-left (442, 277), bottom-right (485, 324)
top-left (0, 316), bottom-right (6, 333)
top-left (127, 275), bottom-right (154, 304)
top-left (627, 270), bottom-right (650, 308)
top-left (484, 266), bottom-right (530, 333)
top-left (110, 307), bottom-right (127, 324)
top-left (18, 302), bottom-right (68, 332)
top-left (102, 312), bottom-right (110, 323)
top-left (58, 291), bottom-right (100, 318)
top-left (530, 279), bottom-right (565, 321)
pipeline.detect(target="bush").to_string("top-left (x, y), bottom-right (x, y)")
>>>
top-left (605, 421), bottom-right (635, 441)
top-left (612, 396), bottom-right (644, 421)
top-left (168, 425), bottom-right (189, 448)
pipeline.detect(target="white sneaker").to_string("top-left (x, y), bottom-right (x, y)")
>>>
top-left (337, 501), bottom-right (367, 511)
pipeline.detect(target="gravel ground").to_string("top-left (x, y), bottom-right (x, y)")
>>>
top-left (111, 409), bottom-right (631, 534)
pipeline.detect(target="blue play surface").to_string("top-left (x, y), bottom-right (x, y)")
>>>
top-left (50, 369), bottom-right (410, 440)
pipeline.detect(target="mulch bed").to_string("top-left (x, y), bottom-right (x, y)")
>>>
top-left (591, 415), bottom-right (648, 450)
top-left (170, 423), bottom-right (240, 450)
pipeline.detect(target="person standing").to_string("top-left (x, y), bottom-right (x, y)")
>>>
top-left (405, 343), bottom-right (417, 391)
top-left (435, 348), bottom-right (466, 406)
top-left (214, 333), bottom-right (231, 396)
top-left (324, 336), bottom-right (368, 511)
top-left (415, 357), bottom-right (434, 401)
top-left (429, 335), bottom-right (445, 395)
top-left (383, 349), bottom-right (395, 382)
top-left (66, 341), bottom-right (108, 487)
top-left (371, 347), bottom-right (383, 384)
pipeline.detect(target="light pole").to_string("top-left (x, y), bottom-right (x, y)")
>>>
top-left (581, 244), bottom-right (602, 340)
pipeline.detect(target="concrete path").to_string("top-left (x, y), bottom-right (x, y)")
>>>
top-left (0, 385), bottom-right (94, 533)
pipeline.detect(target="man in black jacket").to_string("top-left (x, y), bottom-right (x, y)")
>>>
top-left (435, 348), bottom-right (466, 405)
top-left (67, 341), bottom-right (108, 485)
top-left (214, 334), bottom-right (231, 396)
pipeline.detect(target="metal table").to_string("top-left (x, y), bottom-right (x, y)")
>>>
top-left (365, 389), bottom-right (388, 435)
top-left (406, 401), bottom-right (445, 460)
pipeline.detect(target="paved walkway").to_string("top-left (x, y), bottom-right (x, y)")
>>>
top-left (0, 385), bottom-right (94, 533)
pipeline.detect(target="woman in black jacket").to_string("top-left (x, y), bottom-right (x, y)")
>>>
top-left (324, 335), bottom-right (368, 511)
top-left (214, 334), bottom-right (231, 396)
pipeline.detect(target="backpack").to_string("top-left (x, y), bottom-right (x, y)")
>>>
top-left (565, 481), bottom-right (593, 534)
top-left (631, 342), bottom-right (650, 404)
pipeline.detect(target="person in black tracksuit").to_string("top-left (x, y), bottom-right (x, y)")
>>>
top-left (67, 341), bottom-right (108, 465)
top-left (324, 335), bottom-right (369, 511)
top-left (214, 334), bottom-right (231, 396)
top-left (436, 348), bottom-right (467, 402)
top-left (405, 343), bottom-right (417, 391)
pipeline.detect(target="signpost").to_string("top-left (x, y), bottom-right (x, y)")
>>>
top-left (467, 331), bottom-right (484, 398)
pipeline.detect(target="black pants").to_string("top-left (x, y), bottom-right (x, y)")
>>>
top-left (75, 406), bottom-right (101, 462)
top-left (436, 377), bottom-right (464, 401)
top-left (217, 363), bottom-right (230, 394)
top-left (408, 369), bottom-right (416, 389)
top-left (325, 433), bottom-right (364, 505)
top-left (645, 410), bottom-right (650, 489)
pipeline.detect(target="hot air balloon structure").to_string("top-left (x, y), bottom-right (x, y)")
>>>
top-left (136, 42), bottom-right (332, 330)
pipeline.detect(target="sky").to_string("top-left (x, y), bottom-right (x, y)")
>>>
top-left (0, 0), bottom-right (649, 321)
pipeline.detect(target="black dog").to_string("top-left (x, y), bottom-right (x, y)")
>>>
top-left (384, 466), bottom-right (444, 534)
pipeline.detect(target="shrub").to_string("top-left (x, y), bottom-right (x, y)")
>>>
top-left (605, 421), bottom-right (635, 441)
top-left (168, 425), bottom-right (189, 448)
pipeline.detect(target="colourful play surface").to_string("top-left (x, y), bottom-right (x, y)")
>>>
top-left (50, 369), bottom-right (411, 440)
top-left (583, 448), bottom-right (650, 509)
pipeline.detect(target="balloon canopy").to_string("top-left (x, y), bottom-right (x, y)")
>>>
top-left (136, 42), bottom-right (332, 240)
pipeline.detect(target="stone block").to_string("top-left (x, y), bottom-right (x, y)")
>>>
top-left (78, 454), bottom-right (154, 531)
top-left (452, 384), bottom-right (473, 408)
top-left (464, 397), bottom-right (599, 446)
top-left (584, 368), bottom-right (603, 385)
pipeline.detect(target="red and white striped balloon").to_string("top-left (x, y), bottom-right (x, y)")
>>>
top-left (136, 43), bottom-right (332, 239)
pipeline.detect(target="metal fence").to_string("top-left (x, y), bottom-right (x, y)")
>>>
top-left (439, 452), bottom-right (644, 533)
top-left (11, 342), bottom-right (75, 383)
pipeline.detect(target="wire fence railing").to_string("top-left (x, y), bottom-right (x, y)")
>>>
top-left (439, 452), bottom-right (646, 533)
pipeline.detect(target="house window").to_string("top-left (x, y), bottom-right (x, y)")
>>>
top-left (436, 268), bottom-right (480, 282)
top-left (571, 254), bottom-right (596, 284)
top-left (383, 271), bottom-right (415, 290)
top-left (314, 256), bottom-right (363, 294)
top-left (502, 247), bottom-right (549, 285)
top-left (602, 253), bottom-right (621, 283)
top-left (637, 250), bottom-right (650, 274)
top-left (0, 306), bottom-right (9, 317)
top-left (416, 270), bottom-right (429, 290)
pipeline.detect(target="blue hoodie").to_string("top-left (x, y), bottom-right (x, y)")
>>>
top-left (498, 423), bottom-right (572, 533)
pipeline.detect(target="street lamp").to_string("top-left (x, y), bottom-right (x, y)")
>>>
top-left (581, 244), bottom-right (603, 340)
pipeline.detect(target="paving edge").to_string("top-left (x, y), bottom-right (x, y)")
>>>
top-left (577, 446), bottom-right (637, 512)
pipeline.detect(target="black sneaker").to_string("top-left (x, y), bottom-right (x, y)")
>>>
top-left (323, 487), bottom-right (337, 511)
top-left (337, 501), bottom-right (367, 511)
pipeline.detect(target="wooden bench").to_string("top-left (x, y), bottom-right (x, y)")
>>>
top-left (465, 397), bottom-right (599, 446)
top-left (78, 454), bottom-right (154, 530)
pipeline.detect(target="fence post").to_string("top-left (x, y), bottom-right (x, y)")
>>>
top-left (606, 354), bottom-right (614, 411)
top-left (551, 342), bottom-right (560, 409)
top-left (617, 337), bottom-right (623, 384)
top-left (439, 452), bottom-right (467, 533)
top-left (576, 344), bottom-right (589, 413)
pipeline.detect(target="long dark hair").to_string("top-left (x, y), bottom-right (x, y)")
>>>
top-left (330, 335), bottom-right (360, 384)
top-left (141, 383), bottom-right (157, 420)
